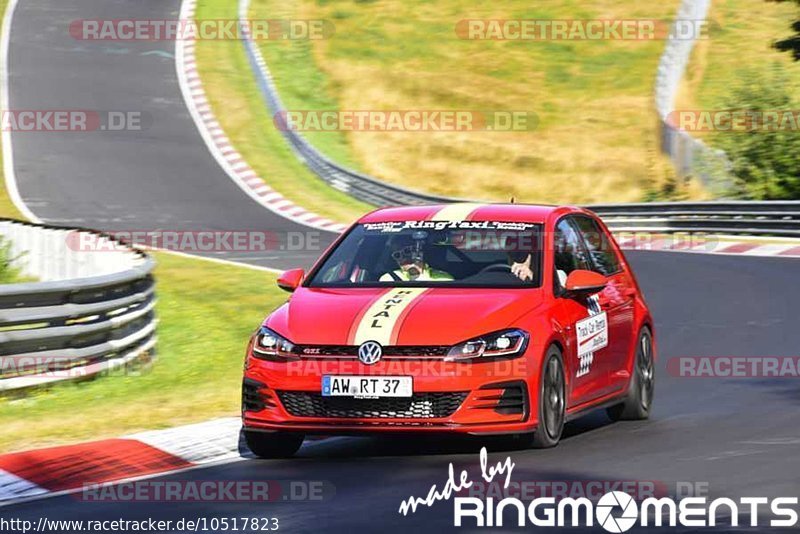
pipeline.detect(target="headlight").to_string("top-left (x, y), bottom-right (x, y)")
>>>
top-left (445, 329), bottom-right (529, 362)
top-left (251, 327), bottom-right (297, 361)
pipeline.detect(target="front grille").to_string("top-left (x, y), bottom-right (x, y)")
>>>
top-left (388, 346), bottom-right (450, 357)
top-left (293, 345), bottom-right (449, 359)
top-left (277, 391), bottom-right (467, 419)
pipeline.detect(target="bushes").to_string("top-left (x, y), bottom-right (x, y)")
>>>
top-left (712, 65), bottom-right (800, 199)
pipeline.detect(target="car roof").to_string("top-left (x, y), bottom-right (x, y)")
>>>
top-left (358, 203), bottom-right (580, 224)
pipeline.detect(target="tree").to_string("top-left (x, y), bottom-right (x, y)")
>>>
top-left (771, 0), bottom-right (800, 59)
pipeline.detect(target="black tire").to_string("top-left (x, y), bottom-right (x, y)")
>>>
top-left (530, 346), bottom-right (566, 448)
top-left (244, 430), bottom-right (304, 458)
top-left (607, 327), bottom-right (654, 421)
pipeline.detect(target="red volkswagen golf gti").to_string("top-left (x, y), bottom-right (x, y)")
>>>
top-left (242, 203), bottom-right (655, 457)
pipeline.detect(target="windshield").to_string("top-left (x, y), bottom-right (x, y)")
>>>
top-left (308, 221), bottom-right (543, 288)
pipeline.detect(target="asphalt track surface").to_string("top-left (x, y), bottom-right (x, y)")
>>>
top-left (7, 0), bottom-right (335, 270)
top-left (4, 251), bottom-right (800, 532)
top-left (4, 0), bottom-right (800, 532)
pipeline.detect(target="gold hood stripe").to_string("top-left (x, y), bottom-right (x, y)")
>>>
top-left (431, 203), bottom-right (485, 222)
top-left (352, 288), bottom-right (428, 346)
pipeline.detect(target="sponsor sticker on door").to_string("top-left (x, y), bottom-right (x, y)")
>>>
top-left (576, 311), bottom-right (608, 358)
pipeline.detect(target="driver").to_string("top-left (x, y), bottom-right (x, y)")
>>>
top-left (508, 250), bottom-right (534, 282)
top-left (498, 230), bottom-right (535, 282)
top-left (381, 231), bottom-right (453, 282)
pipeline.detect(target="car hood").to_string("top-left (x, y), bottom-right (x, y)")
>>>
top-left (265, 287), bottom-right (543, 346)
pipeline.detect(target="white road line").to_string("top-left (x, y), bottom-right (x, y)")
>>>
top-left (0, 0), bottom-right (40, 223)
top-left (174, 0), bottom-right (347, 234)
top-left (153, 248), bottom-right (283, 274)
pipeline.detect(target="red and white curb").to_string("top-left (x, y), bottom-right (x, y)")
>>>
top-left (0, 417), bottom-right (242, 506)
top-left (613, 234), bottom-right (800, 259)
top-left (175, 0), bottom-right (347, 234)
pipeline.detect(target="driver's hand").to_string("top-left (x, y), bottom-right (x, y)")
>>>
top-left (511, 256), bottom-right (533, 281)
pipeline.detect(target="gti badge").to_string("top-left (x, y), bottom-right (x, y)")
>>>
top-left (358, 341), bottom-right (383, 365)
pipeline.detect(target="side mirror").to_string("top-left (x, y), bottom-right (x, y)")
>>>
top-left (277, 268), bottom-right (304, 293)
top-left (564, 270), bottom-right (607, 295)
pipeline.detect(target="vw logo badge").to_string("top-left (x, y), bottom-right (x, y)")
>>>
top-left (358, 341), bottom-right (383, 365)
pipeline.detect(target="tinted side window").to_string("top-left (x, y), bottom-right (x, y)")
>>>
top-left (572, 216), bottom-right (622, 276)
top-left (554, 219), bottom-right (592, 283)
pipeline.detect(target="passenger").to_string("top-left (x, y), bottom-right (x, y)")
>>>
top-left (381, 233), bottom-right (453, 282)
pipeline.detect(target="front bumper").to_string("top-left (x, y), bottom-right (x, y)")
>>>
top-left (242, 356), bottom-right (537, 435)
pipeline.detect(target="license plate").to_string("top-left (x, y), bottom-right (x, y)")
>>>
top-left (322, 376), bottom-right (413, 398)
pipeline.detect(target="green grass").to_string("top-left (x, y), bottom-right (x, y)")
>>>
top-left (684, 0), bottom-right (800, 113)
top-left (245, 0), bottom-right (685, 204)
top-left (193, 0), bottom-right (372, 224)
top-left (0, 252), bottom-right (288, 453)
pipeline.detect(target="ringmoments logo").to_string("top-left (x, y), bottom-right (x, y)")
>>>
top-left (595, 492), bottom-right (638, 532)
top-left (452, 494), bottom-right (800, 529)
top-left (397, 448), bottom-right (799, 530)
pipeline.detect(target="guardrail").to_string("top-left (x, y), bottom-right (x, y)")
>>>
top-left (0, 220), bottom-right (157, 392)
top-left (654, 0), bottom-right (731, 186)
top-left (589, 201), bottom-right (800, 238)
